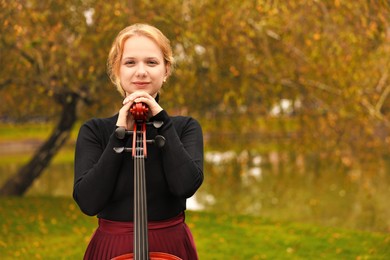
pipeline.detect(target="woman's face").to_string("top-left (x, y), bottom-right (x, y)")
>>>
top-left (119, 35), bottom-right (168, 97)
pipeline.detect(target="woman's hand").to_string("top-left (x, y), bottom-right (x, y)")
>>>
top-left (116, 97), bottom-right (135, 130)
top-left (123, 91), bottom-right (163, 117)
top-left (117, 91), bottom-right (163, 129)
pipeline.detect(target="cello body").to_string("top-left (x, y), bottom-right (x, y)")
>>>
top-left (112, 252), bottom-right (182, 260)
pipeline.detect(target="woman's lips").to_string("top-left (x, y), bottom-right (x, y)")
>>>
top-left (133, 82), bottom-right (150, 87)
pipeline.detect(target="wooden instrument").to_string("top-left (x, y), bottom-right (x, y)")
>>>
top-left (112, 103), bottom-right (182, 260)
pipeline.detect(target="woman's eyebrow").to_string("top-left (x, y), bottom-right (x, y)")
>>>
top-left (122, 56), bottom-right (160, 59)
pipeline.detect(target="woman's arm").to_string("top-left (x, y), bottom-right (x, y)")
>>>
top-left (73, 120), bottom-right (126, 216)
top-left (152, 110), bottom-right (204, 198)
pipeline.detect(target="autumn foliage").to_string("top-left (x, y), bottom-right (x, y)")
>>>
top-left (0, 0), bottom-right (389, 194)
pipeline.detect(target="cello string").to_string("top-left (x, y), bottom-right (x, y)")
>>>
top-left (135, 128), bottom-right (139, 258)
top-left (141, 126), bottom-right (148, 258)
top-left (135, 124), bottom-right (141, 259)
top-left (133, 124), bottom-right (138, 258)
top-left (135, 121), bottom-right (149, 259)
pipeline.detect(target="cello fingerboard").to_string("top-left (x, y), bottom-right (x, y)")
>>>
top-left (133, 122), bottom-right (149, 260)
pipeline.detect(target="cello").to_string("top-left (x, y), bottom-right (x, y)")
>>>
top-left (112, 103), bottom-right (182, 260)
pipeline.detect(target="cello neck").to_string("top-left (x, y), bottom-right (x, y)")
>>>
top-left (131, 104), bottom-right (149, 260)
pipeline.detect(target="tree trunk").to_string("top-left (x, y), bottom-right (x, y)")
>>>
top-left (0, 93), bottom-right (80, 196)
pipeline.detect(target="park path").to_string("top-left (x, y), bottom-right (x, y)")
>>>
top-left (0, 139), bottom-right (43, 155)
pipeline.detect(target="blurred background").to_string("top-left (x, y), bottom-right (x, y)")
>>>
top-left (1, 0), bottom-right (389, 233)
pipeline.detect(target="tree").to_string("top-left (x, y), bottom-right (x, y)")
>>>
top-left (0, 0), bottom-right (187, 196)
top-left (174, 0), bottom-right (390, 163)
top-left (0, 0), bottom-right (123, 195)
top-left (1, 0), bottom-right (389, 195)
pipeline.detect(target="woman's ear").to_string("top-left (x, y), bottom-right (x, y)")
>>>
top-left (165, 64), bottom-right (171, 77)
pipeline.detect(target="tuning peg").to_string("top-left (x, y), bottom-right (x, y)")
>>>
top-left (115, 127), bottom-right (134, 139)
top-left (146, 121), bottom-right (164, 129)
top-left (153, 121), bottom-right (164, 128)
top-left (145, 135), bottom-right (165, 148)
top-left (115, 127), bottom-right (126, 139)
top-left (154, 135), bottom-right (166, 148)
top-left (113, 147), bottom-right (132, 153)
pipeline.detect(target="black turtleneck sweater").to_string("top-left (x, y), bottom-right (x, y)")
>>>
top-left (73, 110), bottom-right (204, 221)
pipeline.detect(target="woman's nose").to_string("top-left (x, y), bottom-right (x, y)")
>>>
top-left (136, 63), bottom-right (147, 77)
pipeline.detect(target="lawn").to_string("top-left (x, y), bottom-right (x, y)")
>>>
top-left (0, 197), bottom-right (389, 259)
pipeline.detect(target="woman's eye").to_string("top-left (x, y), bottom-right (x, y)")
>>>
top-left (124, 60), bottom-right (135, 65)
top-left (147, 60), bottom-right (158, 65)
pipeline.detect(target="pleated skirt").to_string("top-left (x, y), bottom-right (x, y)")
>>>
top-left (83, 213), bottom-right (198, 260)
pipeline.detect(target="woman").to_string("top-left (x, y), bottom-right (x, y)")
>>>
top-left (73, 23), bottom-right (204, 260)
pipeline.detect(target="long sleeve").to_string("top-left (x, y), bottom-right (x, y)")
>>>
top-left (73, 112), bottom-right (204, 221)
top-left (73, 118), bottom-right (128, 216)
top-left (151, 110), bottom-right (204, 198)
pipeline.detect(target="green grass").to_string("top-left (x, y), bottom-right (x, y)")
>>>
top-left (0, 121), bottom-right (76, 166)
top-left (0, 197), bottom-right (389, 259)
top-left (0, 122), bottom-right (81, 142)
top-left (0, 123), bottom-right (54, 141)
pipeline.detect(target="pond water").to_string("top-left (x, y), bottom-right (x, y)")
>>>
top-left (1, 149), bottom-right (389, 232)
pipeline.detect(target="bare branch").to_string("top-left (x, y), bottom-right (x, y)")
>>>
top-left (0, 79), bottom-right (12, 90)
top-left (361, 98), bottom-right (390, 127)
top-left (301, 79), bottom-right (343, 95)
top-left (375, 71), bottom-right (390, 113)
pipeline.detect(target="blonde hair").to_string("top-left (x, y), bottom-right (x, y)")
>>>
top-left (107, 23), bottom-right (174, 97)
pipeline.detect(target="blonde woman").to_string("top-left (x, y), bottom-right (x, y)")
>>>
top-left (73, 23), bottom-right (203, 260)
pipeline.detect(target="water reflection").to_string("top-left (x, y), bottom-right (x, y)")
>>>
top-left (1, 150), bottom-right (389, 232)
top-left (198, 150), bottom-right (390, 232)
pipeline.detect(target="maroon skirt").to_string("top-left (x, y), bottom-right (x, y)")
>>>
top-left (83, 213), bottom-right (198, 260)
